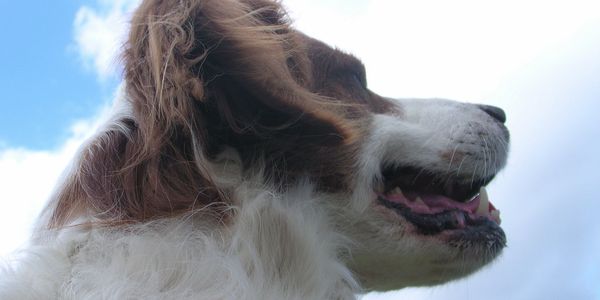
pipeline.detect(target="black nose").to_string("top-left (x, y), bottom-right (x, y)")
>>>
top-left (478, 105), bottom-right (506, 123)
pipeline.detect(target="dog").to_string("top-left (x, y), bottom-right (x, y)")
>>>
top-left (0, 0), bottom-right (510, 299)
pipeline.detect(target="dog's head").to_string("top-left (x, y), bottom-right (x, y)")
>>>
top-left (48, 0), bottom-right (509, 291)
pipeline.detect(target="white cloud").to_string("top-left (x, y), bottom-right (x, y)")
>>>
top-left (0, 102), bottom-right (115, 258)
top-left (287, 0), bottom-right (600, 100)
top-left (73, 0), bottom-right (141, 80)
top-left (0, 135), bottom-right (78, 257)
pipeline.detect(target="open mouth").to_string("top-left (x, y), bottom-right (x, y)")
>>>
top-left (376, 166), bottom-right (502, 235)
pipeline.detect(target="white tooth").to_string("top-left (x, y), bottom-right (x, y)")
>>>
top-left (390, 187), bottom-right (404, 196)
top-left (415, 196), bottom-right (426, 206)
top-left (491, 210), bottom-right (501, 225)
top-left (476, 187), bottom-right (490, 216)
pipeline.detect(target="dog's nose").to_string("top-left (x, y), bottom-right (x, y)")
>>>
top-left (478, 105), bottom-right (506, 123)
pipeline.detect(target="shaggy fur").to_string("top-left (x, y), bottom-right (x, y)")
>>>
top-left (1, 0), bottom-right (510, 299)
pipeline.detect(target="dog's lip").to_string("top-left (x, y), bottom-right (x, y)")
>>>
top-left (381, 166), bottom-right (496, 203)
top-left (381, 187), bottom-right (499, 220)
top-left (376, 186), bottom-right (501, 235)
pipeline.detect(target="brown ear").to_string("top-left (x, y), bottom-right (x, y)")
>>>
top-left (124, 0), bottom-right (355, 147)
top-left (48, 119), bottom-right (225, 228)
top-left (48, 0), bottom-right (357, 227)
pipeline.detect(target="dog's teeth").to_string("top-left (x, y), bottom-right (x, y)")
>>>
top-left (415, 196), bottom-right (426, 206)
top-left (491, 210), bottom-right (501, 225)
top-left (390, 187), bottom-right (404, 196)
top-left (476, 187), bottom-right (490, 216)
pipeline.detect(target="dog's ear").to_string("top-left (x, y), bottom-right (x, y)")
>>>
top-left (47, 118), bottom-right (227, 228)
top-left (124, 0), bottom-right (356, 147)
top-left (47, 0), bottom-right (358, 228)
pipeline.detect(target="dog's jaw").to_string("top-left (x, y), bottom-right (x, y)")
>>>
top-left (341, 201), bottom-right (505, 290)
top-left (338, 98), bottom-right (510, 291)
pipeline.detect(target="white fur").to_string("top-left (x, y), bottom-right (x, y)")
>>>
top-left (353, 98), bottom-right (508, 211)
top-left (1, 97), bottom-right (508, 298)
top-left (1, 180), bottom-right (358, 299)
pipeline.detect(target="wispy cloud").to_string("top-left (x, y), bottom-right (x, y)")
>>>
top-left (73, 0), bottom-right (140, 80)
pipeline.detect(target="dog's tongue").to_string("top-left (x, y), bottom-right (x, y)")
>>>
top-left (383, 187), bottom-right (501, 224)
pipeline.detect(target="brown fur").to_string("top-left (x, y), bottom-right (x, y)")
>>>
top-left (48, 0), bottom-right (394, 228)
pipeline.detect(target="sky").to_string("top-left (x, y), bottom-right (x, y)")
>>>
top-left (0, 1), bottom-right (599, 299)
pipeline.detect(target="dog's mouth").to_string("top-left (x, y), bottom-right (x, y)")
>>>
top-left (376, 166), bottom-right (502, 236)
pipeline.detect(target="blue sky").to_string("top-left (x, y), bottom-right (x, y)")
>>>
top-left (0, 1), bottom-right (599, 299)
top-left (0, 0), bottom-right (119, 149)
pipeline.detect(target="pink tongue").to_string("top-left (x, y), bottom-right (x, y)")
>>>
top-left (419, 194), bottom-right (479, 213)
top-left (384, 193), bottom-right (495, 215)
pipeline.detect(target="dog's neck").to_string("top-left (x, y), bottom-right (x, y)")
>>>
top-left (3, 181), bottom-right (359, 300)
top-left (225, 183), bottom-right (359, 299)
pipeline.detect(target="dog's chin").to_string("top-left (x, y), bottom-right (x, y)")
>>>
top-left (348, 166), bottom-right (506, 291)
top-left (350, 225), bottom-right (505, 291)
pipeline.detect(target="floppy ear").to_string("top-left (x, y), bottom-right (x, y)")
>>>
top-left (124, 0), bottom-right (355, 147)
top-left (47, 117), bottom-right (227, 228)
top-left (47, 0), bottom-right (357, 228)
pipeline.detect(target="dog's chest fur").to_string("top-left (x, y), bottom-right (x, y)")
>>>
top-left (0, 182), bottom-right (358, 300)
